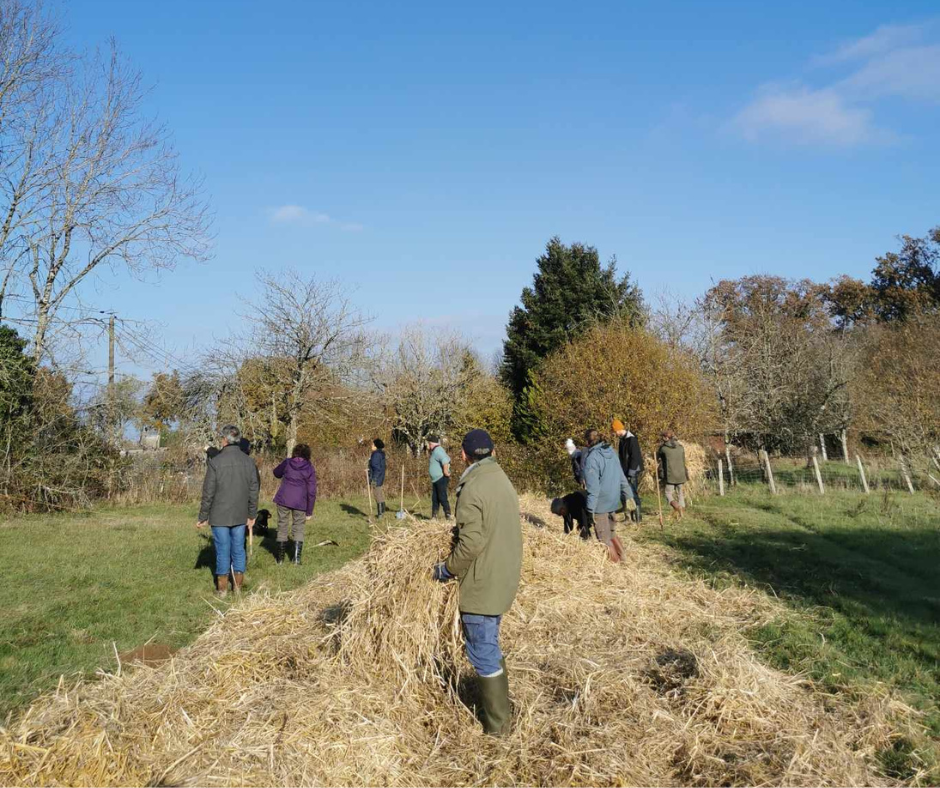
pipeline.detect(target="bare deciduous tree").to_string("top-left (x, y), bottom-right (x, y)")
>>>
top-left (221, 269), bottom-right (373, 454)
top-left (702, 276), bottom-right (856, 455)
top-left (376, 324), bottom-right (476, 454)
top-left (0, 0), bottom-right (64, 314)
top-left (23, 44), bottom-right (210, 362)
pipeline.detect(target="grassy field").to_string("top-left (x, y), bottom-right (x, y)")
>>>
top-left (0, 497), bottom-right (379, 720)
top-left (638, 486), bottom-right (940, 779)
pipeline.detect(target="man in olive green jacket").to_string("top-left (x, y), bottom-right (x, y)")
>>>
top-left (657, 430), bottom-right (689, 519)
top-left (433, 428), bottom-right (522, 736)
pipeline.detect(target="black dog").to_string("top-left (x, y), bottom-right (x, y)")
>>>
top-left (253, 508), bottom-right (270, 537)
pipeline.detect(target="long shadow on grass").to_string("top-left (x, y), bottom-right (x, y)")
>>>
top-left (340, 503), bottom-right (369, 519)
top-left (194, 533), bottom-right (214, 571)
top-left (660, 514), bottom-right (940, 630)
top-left (655, 509), bottom-right (940, 745)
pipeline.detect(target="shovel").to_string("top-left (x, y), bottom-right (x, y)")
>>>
top-left (396, 465), bottom-right (407, 519)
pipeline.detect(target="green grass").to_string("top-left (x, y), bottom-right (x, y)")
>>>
top-left (638, 486), bottom-right (940, 780)
top-left (0, 498), bottom-right (375, 720)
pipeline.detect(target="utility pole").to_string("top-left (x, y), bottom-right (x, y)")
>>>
top-left (108, 314), bottom-right (116, 443)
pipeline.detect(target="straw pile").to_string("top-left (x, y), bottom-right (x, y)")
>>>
top-left (0, 495), bottom-right (919, 787)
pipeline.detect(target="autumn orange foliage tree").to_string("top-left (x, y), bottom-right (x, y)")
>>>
top-left (528, 320), bottom-right (715, 490)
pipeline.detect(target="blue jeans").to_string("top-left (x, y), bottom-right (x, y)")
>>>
top-left (212, 524), bottom-right (246, 576)
top-left (461, 613), bottom-right (503, 677)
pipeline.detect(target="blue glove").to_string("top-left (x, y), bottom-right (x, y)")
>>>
top-left (432, 562), bottom-right (453, 582)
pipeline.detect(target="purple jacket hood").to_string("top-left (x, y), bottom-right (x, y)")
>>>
top-left (273, 456), bottom-right (317, 515)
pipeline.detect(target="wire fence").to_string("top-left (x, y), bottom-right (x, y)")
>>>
top-left (704, 450), bottom-right (940, 498)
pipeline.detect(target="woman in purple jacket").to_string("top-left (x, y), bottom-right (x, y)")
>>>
top-left (273, 443), bottom-right (317, 565)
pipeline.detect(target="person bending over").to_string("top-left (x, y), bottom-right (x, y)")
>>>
top-left (550, 491), bottom-right (591, 539)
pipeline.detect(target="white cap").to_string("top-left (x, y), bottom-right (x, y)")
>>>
top-left (565, 438), bottom-right (576, 454)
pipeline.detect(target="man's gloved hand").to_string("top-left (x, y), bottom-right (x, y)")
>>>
top-left (565, 438), bottom-right (577, 455)
top-left (432, 562), bottom-right (453, 582)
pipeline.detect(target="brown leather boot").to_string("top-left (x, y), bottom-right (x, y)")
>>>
top-left (606, 542), bottom-right (621, 563)
top-left (611, 536), bottom-right (625, 563)
top-left (216, 574), bottom-right (229, 598)
top-left (233, 572), bottom-right (244, 594)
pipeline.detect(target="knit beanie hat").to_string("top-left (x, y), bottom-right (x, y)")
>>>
top-left (462, 428), bottom-right (494, 460)
top-left (611, 418), bottom-right (625, 433)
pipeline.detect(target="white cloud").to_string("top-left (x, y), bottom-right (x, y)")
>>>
top-left (838, 44), bottom-right (940, 102)
top-left (732, 84), bottom-right (890, 146)
top-left (268, 204), bottom-right (363, 231)
top-left (815, 22), bottom-right (926, 65)
top-left (733, 20), bottom-right (938, 147)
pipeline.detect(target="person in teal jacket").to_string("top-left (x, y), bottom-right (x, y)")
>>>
top-left (582, 428), bottom-right (630, 563)
top-left (427, 434), bottom-right (452, 519)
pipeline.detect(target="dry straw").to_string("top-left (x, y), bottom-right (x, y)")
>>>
top-left (0, 495), bottom-right (922, 786)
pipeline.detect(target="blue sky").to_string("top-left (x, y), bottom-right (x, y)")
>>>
top-left (58, 0), bottom-right (940, 375)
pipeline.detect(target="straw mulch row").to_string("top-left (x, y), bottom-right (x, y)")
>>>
top-left (0, 495), bottom-right (920, 786)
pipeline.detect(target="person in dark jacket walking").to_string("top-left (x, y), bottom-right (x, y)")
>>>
top-left (612, 419), bottom-right (644, 522)
top-left (368, 439), bottom-right (387, 517)
top-left (582, 429), bottom-right (630, 563)
top-left (197, 425), bottom-right (259, 597)
top-left (273, 443), bottom-right (317, 565)
top-left (433, 429), bottom-right (521, 736)
top-left (657, 430), bottom-right (689, 520)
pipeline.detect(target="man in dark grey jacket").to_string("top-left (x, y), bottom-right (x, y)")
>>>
top-left (197, 425), bottom-right (259, 597)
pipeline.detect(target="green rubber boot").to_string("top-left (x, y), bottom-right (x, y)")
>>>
top-left (477, 659), bottom-right (511, 736)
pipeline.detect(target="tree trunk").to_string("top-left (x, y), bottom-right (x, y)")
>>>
top-left (31, 305), bottom-right (49, 364)
top-left (286, 415), bottom-right (298, 457)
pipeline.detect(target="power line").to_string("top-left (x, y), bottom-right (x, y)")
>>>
top-left (115, 321), bottom-right (203, 376)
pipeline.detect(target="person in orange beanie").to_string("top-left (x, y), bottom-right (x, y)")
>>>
top-left (612, 418), bottom-right (644, 522)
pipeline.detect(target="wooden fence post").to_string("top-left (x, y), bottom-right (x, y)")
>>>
top-left (718, 459), bottom-right (725, 496)
top-left (812, 455), bottom-right (825, 494)
top-left (725, 445), bottom-right (735, 486)
top-left (856, 454), bottom-right (870, 494)
top-left (819, 433), bottom-right (828, 462)
top-left (840, 429), bottom-right (849, 462)
top-left (761, 450), bottom-right (777, 495)
top-left (900, 458), bottom-right (915, 495)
